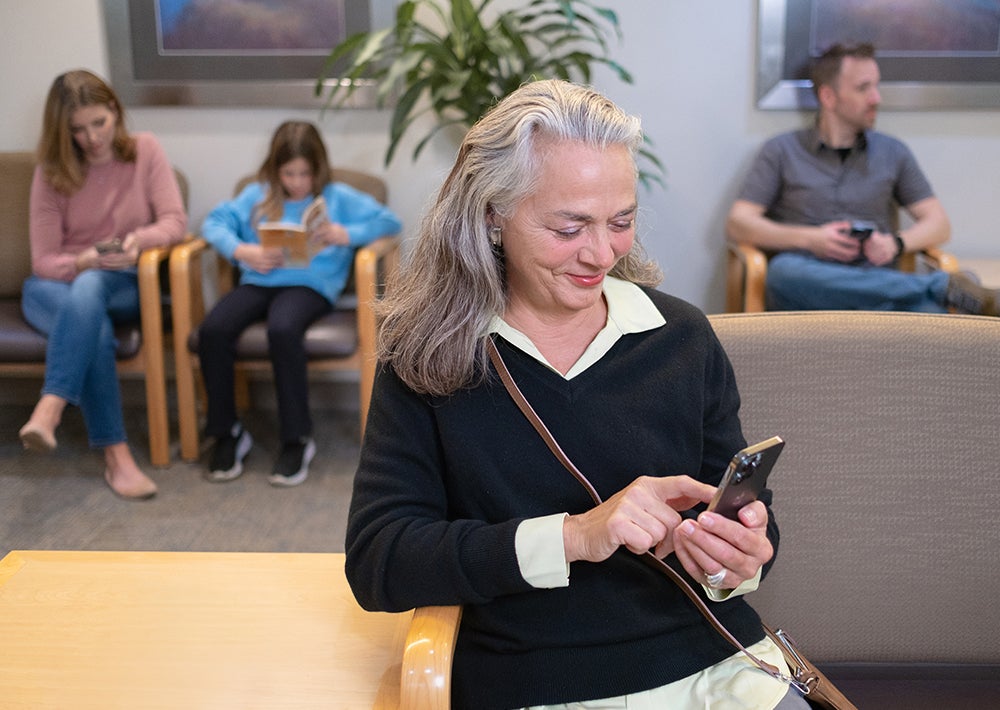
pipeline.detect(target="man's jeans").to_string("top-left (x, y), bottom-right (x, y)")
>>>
top-left (766, 251), bottom-right (950, 312)
top-left (21, 269), bottom-right (140, 447)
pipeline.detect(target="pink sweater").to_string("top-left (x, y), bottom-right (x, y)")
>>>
top-left (29, 132), bottom-right (187, 282)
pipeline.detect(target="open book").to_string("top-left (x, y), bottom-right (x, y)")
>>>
top-left (258, 196), bottom-right (330, 267)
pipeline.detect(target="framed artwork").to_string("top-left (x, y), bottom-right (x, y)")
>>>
top-left (102, 0), bottom-right (393, 107)
top-left (757, 0), bottom-right (1000, 109)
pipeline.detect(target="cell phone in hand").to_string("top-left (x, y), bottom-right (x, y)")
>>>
top-left (95, 239), bottom-right (124, 254)
top-left (707, 436), bottom-right (784, 520)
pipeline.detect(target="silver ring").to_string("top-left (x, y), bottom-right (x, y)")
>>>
top-left (705, 569), bottom-right (727, 588)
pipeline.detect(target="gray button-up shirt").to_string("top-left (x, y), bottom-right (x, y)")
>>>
top-left (737, 128), bottom-right (934, 233)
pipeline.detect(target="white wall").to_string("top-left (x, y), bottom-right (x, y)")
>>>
top-left (3, 1), bottom-right (998, 313)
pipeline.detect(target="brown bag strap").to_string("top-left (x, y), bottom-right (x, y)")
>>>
top-left (486, 338), bottom-right (805, 691)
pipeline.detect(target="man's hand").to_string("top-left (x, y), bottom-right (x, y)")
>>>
top-left (863, 231), bottom-right (900, 266)
top-left (810, 220), bottom-right (862, 263)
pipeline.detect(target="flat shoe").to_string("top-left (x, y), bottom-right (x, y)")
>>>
top-left (19, 423), bottom-right (56, 453)
top-left (104, 469), bottom-right (158, 500)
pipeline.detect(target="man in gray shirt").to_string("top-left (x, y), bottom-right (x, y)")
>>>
top-left (726, 42), bottom-right (997, 315)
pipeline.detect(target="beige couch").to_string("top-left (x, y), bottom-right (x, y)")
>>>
top-left (709, 310), bottom-right (1000, 709)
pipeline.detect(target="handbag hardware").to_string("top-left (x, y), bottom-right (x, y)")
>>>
top-left (485, 337), bottom-right (855, 708)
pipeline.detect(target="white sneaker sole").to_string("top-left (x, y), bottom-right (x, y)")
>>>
top-left (206, 431), bottom-right (253, 482)
top-left (268, 439), bottom-right (316, 487)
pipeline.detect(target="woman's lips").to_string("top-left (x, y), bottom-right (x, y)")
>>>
top-left (568, 272), bottom-right (605, 287)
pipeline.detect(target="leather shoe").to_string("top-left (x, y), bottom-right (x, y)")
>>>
top-left (19, 422), bottom-right (56, 453)
top-left (104, 469), bottom-right (158, 500)
top-left (945, 272), bottom-right (999, 316)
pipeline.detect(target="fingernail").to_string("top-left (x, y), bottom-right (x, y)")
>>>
top-left (698, 513), bottom-right (715, 529)
top-left (743, 509), bottom-right (757, 525)
top-left (680, 521), bottom-right (696, 536)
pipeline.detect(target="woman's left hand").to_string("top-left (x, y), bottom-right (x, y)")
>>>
top-left (672, 501), bottom-right (773, 590)
top-left (312, 222), bottom-right (350, 247)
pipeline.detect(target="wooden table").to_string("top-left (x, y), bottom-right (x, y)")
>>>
top-left (0, 550), bottom-right (411, 709)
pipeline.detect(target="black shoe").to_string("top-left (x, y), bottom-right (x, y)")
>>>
top-left (945, 271), bottom-right (999, 316)
top-left (268, 438), bottom-right (316, 487)
top-left (207, 423), bottom-right (253, 482)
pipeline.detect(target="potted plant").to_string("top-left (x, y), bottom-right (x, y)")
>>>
top-left (316, 0), bottom-right (662, 186)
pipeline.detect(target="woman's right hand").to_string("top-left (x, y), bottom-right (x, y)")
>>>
top-left (234, 243), bottom-right (284, 273)
top-left (562, 475), bottom-right (716, 564)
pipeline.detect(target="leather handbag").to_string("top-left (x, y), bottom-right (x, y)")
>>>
top-left (486, 339), bottom-right (857, 710)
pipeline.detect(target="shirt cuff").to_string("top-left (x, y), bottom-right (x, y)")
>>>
top-left (705, 567), bottom-right (761, 602)
top-left (515, 513), bottom-right (570, 588)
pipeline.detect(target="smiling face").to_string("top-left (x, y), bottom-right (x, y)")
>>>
top-left (69, 104), bottom-right (118, 165)
top-left (500, 138), bottom-right (636, 326)
top-left (278, 157), bottom-right (315, 201)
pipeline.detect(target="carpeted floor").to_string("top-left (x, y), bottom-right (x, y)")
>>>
top-left (1, 380), bottom-right (360, 559)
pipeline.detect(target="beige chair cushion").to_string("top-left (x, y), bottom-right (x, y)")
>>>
top-left (708, 311), bottom-right (1000, 664)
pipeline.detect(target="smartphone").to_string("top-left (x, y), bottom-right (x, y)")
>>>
top-left (707, 436), bottom-right (784, 520)
top-left (95, 239), bottom-right (124, 254)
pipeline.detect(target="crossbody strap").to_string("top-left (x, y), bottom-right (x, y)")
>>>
top-left (486, 338), bottom-right (795, 686)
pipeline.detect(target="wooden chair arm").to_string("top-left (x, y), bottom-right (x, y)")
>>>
top-left (137, 245), bottom-right (172, 333)
top-left (725, 241), bottom-right (769, 313)
top-left (400, 605), bottom-right (462, 710)
top-left (920, 246), bottom-right (960, 274)
top-left (354, 235), bottom-right (401, 435)
top-left (168, 237), bottom-right (212, 351)
top-left (137, 242), bottom-right (184, 466)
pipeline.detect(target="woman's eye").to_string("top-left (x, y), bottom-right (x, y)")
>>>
top-left (611, 220), bottom-right (634, 232)
top-left (554, 227), bottom-right (582, 239)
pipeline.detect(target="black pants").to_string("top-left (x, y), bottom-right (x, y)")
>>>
top-left (198, 284), bottom-right (331, 443)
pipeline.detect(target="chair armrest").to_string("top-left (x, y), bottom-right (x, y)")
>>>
top-left (354, 235), bottom-right (401, 434)
top-left (168, 237), bottom-right (212, 354)
top-left (920, 246), bottom-right (960, 274)
top-left (137, 245), bottom-right (173, 335)
top-left (400, 605), bottom-right (462, 710)
top-left (725, 241), bottom-right (768, 313)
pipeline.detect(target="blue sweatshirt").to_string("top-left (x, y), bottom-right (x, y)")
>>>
top-left (201, 181), bottom-right (402, 304)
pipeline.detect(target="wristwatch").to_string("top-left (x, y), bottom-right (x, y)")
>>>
top-left (891, 232), bottom-right (905, 259)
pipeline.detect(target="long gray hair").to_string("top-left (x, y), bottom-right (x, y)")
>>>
top-left (377, 79), bottom-right (662, 396)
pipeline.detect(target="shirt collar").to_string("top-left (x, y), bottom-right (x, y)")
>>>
top-left (489, 276), bottom-right (665, 379)
top-left (808, 127), bottom-right (868, 154)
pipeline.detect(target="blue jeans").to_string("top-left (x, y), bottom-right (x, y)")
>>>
top-left (766, 251), bottom-right (950, 312)
top-left (21, 269), bottom-right (139, 448)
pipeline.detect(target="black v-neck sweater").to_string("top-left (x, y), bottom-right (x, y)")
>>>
top-left (346, 289), bottom-right (779, 709)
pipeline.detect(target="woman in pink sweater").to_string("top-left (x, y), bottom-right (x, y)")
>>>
top-left (18, 69), bottom-right (186, 499)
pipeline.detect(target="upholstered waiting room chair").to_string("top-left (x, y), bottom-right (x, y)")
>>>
top-left (169, 167), bottom-right (401, 462)
top-left (0, 150), bottom-right (184, 467)
top-left (724, 240), bottom-right (960, 313)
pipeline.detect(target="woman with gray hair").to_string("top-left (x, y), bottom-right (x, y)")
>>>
top-left (346, 80), bottom-right (806, 709)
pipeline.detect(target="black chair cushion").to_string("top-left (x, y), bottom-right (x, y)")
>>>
top-left (0, 299), bottom-right (142, 362)
top-left (187, 309), bottom-right (358, 361)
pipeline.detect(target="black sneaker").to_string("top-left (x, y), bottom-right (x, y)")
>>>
top-left (207, 423), bottom-right (253, 482)
top-left (268, 438), bottom-right (316, 487)
top-left (945, 271), bottom-right (1000, 316)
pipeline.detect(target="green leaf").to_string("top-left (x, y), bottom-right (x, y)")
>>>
top-left (315, 0), bottom-right (661, 181)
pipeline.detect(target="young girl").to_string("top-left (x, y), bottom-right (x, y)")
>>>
top-left (19, 69), bottom-right (187, 499)
top-left (198, 121), bottom-right (401, 486)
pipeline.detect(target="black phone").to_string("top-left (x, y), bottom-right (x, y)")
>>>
top-left (95, 239), bottom-right (124, 254)
top-left (707, 436), bottom-right (784, 520)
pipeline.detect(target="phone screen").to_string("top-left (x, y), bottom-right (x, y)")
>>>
top-left (707, 436), bottom-right (784, 519)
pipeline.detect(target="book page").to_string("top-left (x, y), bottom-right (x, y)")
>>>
top-left (258, 222), bottom-right (310, 267)
top-left (302, 196), bottom-right (330, 235)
